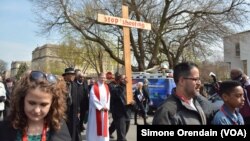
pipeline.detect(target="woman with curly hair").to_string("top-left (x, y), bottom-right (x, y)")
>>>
top-left (0, 70), bottom-right (71, 141)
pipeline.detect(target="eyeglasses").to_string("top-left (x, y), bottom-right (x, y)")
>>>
top-left (183, 77), bottom-right (200, 83)
top-left (30, 71), bottom-right (57, 84)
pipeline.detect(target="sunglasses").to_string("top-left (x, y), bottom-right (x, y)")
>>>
top-left (30, 71), bottom-right (57, 84)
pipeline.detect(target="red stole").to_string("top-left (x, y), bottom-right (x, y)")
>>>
top-left (93, 82), bottom-right (109, 137)
top-left (22, 123), bottom-right (47, 141)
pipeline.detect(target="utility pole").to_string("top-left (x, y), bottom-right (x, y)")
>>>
top-left (117, 37), bottom-right (120, 73)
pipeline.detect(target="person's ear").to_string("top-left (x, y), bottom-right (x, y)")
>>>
top-left (221, 93), bottom-right (229, 102)
top-left (179, 76), bottom-right (185, 86)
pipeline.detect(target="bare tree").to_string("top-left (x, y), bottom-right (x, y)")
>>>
top-left (199, 60), bottom-right (229, 83)
top-left (15, 63), bottom-right (28, 80)
top-left (30, 0), bottom-right (250, 70)
top-left (79, 40), bottom-right (117, 74)
top-left (55, 37), bottom-right (84, 68)
top-left (86, 43), bottom-right (103, 74)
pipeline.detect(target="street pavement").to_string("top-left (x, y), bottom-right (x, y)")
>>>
top-left (81, 114), bottom-right (154, 141)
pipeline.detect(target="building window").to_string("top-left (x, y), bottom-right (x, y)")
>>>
top-left (235, 42), bottom-right (240, 57)
top-left (226, 62), bottom-right (231, 78)
top-left (243, 60), bottom-right (247, 75)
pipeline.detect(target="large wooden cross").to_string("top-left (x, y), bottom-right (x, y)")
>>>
top-left (98, 5), bottom-right (151, 104)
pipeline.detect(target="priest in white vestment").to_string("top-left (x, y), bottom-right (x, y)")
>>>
top-left (86, 72), bottom-right (110, 141)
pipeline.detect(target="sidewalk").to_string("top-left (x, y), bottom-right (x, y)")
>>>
top-left (81, 114), bottom-right (154, 141)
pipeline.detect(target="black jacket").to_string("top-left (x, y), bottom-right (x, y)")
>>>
top-left (152, 93), bottom-right (218, 125)
top-left (66, 81), bottom-right (81, 141)
top-left (0, 120), bottom-right (71, 141)
top-left (110, 82), bottom-right (132, 120)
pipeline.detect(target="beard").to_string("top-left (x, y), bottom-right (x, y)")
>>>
top-left (184, 86), bottom-right (197, 99)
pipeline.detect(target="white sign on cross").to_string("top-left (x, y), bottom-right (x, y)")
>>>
top-left (97, 5), bottom-right (151, 104)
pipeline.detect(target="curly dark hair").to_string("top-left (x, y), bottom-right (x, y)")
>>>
top-left (9, 72), bottom-right (67, 132)
top-left (218, 80), bottom-right (242, 96)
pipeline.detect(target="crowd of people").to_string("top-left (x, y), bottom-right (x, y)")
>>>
top-left (0, 61), bottom-right (250, 141)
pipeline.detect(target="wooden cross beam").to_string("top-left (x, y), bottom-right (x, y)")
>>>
top-left (98, 5), bottom-right (151, 104)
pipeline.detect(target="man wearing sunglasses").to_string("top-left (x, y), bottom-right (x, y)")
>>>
top-left (62, 67), bottom-right (81, 141)
top-left (153, 62), bottom-right (218, 125)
